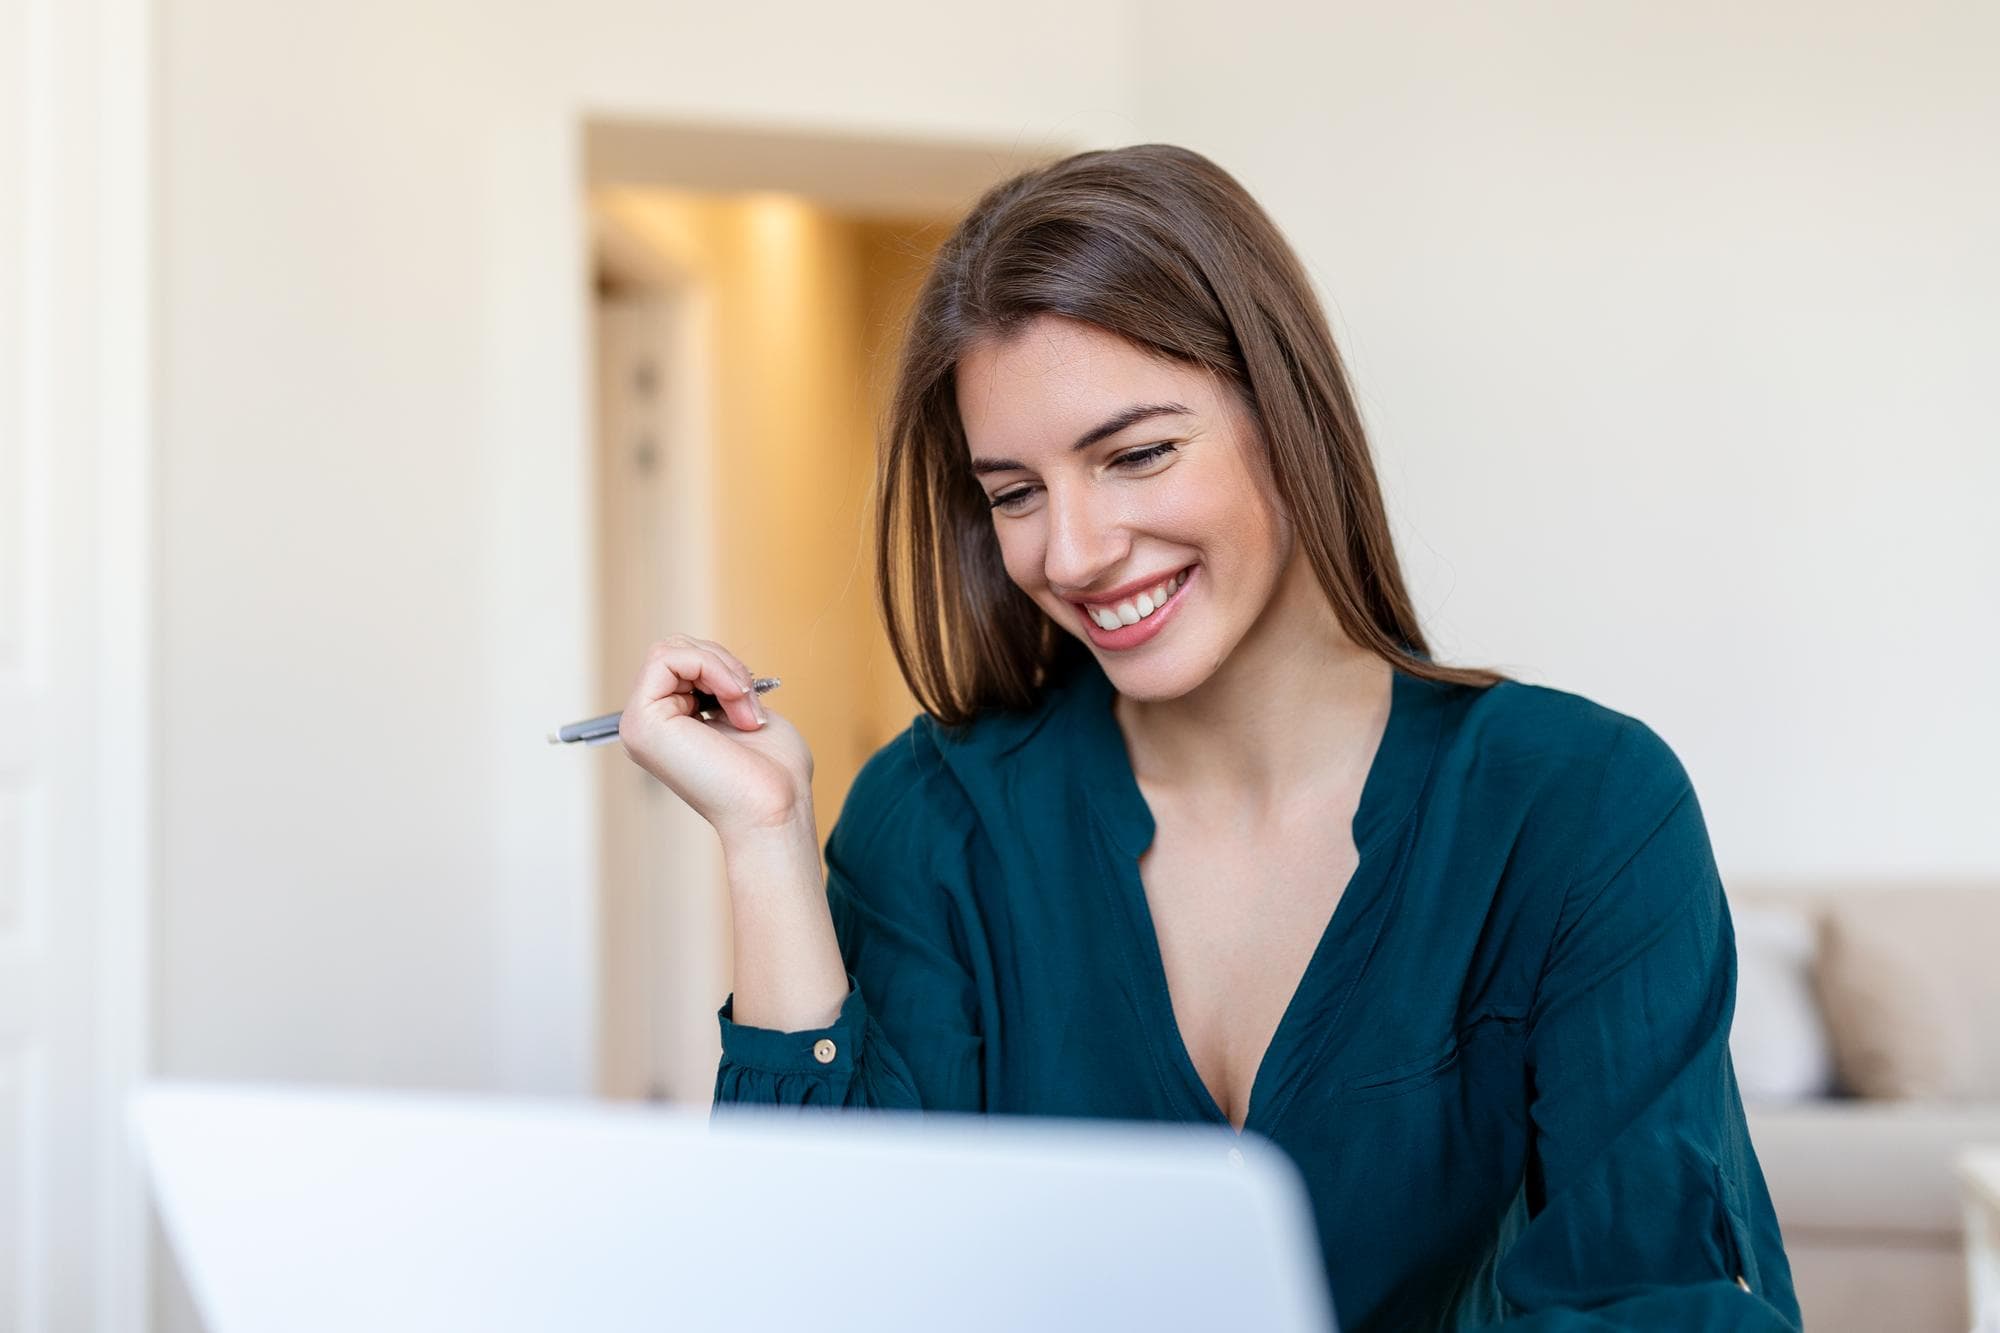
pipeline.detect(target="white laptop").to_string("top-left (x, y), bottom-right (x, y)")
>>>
top-left (133, 1082), bottom-right (1339, 1332)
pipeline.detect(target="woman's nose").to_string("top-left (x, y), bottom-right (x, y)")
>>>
top-left (1041, 481), bottom-right (1129, 592)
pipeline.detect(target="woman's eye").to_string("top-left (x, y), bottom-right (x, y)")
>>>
top-left (1113, 442), bottom-right (1178, 469)
top-left (987, 444), bottom-right (1178, 515)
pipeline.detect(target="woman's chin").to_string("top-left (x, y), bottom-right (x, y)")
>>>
top-left (1096, 648), bottom-right (1216, 705)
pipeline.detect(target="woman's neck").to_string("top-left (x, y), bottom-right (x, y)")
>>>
top-left (1112, 548), bottom-right (1395, 812)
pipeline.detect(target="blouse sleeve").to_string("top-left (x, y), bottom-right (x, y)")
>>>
top-left (1486, 718), bottom-right (1803, 1331)
top-left (711, 723), bottom-right (986, 1114)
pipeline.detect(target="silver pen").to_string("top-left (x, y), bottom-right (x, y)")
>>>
top-left (547, 676), bottom-right (783, 746)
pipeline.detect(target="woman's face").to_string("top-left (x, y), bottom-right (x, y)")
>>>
top-left (956, 314), bottom-right (1295, 702)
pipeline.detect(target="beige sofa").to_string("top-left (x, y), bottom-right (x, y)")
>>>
top-left (1731, 884), bottom-right (2000, 1333)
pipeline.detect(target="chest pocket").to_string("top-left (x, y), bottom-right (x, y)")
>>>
top-left (1337, 1017), bottom-right (1516, 1105)
top-left (1340, 1032), bottom-right (1464, 1105)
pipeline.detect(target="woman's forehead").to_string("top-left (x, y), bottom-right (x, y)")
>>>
top-left (956, 321), bottom-right (1219, 453)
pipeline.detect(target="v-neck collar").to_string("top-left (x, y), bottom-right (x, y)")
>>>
top-left (1054, 648), bottom-right (1449, 1135)
top-left (1066, 649), bottom-right (1442, 863)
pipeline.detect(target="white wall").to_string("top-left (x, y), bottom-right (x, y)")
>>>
top-left (153, 4), bottom-right (1994, 1324)
top-left (157, 0), bottom-right (1998, 1099)
top-left (155, 0), bottom-right (1134, 1103)
top-left (1132, 1), bottom-right (1999, 879)
top-left (156, 0), bottom-right (1998, 1106)
top-left (158, 0), bottom-right (1998, 1109)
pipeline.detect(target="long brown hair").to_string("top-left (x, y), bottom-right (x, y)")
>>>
top-left (876, 143), bottom-right (1505, 728)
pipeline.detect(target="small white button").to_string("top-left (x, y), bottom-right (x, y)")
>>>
top-left (1227, 1147), bottom-right (1245, 1168)
top-left (812, 1038), bottom-right (837, 1064)
top-left (1734, 1274), bottom-right (1750, 1293)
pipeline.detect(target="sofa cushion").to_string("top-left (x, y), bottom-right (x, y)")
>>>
top-left (1812, 886), bottom-right (2000, 1100)
top-left (1744, 1102), bottom-right (2000, 1238)
top-left (1730, 903), bottom-right (1836, 1102)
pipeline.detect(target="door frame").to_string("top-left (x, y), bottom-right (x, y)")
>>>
top-left (6, 0), bottom-right (156, 1322)
top-left (92, 0), bottom-right (157, 1320)
top-left (587, 212), bottom-right (724, 1101)
top-left (570, 121), bottom-right (1071, 1105)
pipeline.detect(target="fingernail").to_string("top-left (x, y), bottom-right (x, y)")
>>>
top-left (753, 698), bottom-right (768, 724)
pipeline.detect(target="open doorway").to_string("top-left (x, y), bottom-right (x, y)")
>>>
top-left (582, 122), bottom-right (1066, 1104)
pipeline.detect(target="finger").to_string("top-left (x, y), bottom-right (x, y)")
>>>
top-left (628, 635), bottom-right (694, 709)
top-left (684, 647), bottom-right (764, 732)
top-left (681, 639), bottom-right (763, 731)
top-left (688, 637), bottom-right (755, 691)
top-left (631, 634), bottom-right (749, 702)
top-left (630, 640), bottom-right (761, 730)
top-left (694, 671), bottom-right (763, 732)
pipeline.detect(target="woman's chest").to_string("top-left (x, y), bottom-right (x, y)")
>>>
top-left (983, 758), bottom-right (1558, 1126)
top-left (1135, 812), bottom-right (1363, 1129)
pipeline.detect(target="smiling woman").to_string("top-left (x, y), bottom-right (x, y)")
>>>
top-left (952, 311), bottom-right (1313, 697)
top-left (874, 144), bottom-right (1501, 725)
top-left (670, 143), bottom-right (1803, 1332)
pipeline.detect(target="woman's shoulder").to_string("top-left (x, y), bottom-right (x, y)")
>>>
top-left (839, 686), bottom-right (1048, 825)
top-left (854, 672), bottom-right (1066, 786)
top-left (1438, 673), bottom-right (1713, 928)
top-left (841, 715), bottom-right (974, 828)
top-left (821, 721), bottom-right (985, 905)
top-left (834, 676), bottom-right (1074, 871)
top-left (1445, 672), bottom-right (1695, 826)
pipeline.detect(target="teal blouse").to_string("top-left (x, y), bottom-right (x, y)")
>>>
top-left (713, 648), bottom-right (1801, 1331)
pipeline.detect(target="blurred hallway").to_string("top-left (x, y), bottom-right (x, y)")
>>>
top-left (586, 181), bottom-right (943, 1105)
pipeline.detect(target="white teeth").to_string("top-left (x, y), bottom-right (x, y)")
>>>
top-left (1085, 567), bottom-right (1190, 632)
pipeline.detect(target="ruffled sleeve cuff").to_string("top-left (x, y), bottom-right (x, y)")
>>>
top-left (715, 972), bottom-right (866, 1080)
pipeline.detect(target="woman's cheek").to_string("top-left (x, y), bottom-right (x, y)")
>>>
top-left (997, 538), bottom-right (1041, 596)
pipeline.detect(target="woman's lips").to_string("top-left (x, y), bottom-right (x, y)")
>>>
top-left (1077, 564), bottom-right (1197, 650)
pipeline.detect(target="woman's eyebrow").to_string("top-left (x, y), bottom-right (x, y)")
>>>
top-left (968, 402), bottom-right (1193, 476)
